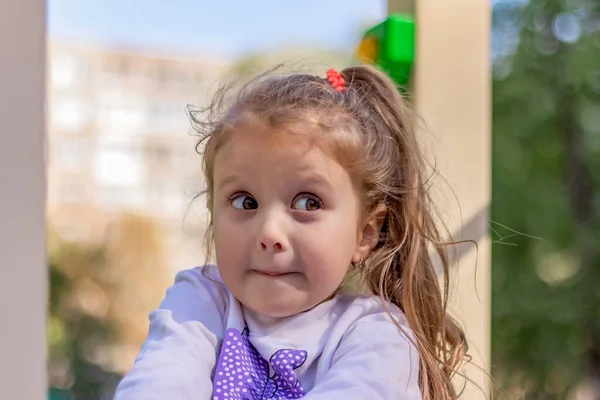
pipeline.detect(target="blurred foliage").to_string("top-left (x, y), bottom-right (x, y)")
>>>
top-left (492, 0), bottom-right (600, 398)
top-left (48, 212), bottom-right (171, 400)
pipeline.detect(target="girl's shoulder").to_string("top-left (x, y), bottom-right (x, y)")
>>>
top-left (337, 294), bottom-right (410, 328)
top-left (331, 294), bottom-right (417, 351)
top-left (321, 294), bottom-right (421, 396)
top-left (174, 264), bottom-right (224, 285)
top-left (159, 264), bottom-right (230, 325)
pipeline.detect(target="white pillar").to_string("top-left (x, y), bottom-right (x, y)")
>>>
top-left (0, 0), bottom-right (47, 398)
top-left (388, 0), bottom-right (492, 397)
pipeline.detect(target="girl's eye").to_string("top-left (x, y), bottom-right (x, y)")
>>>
top-left (292, 194), bottom-right (322, 212)
top-left (231, 194), bottom-right (258, 210)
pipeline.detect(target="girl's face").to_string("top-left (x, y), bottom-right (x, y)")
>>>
top-left (212, 122), bottom-right (370, 318)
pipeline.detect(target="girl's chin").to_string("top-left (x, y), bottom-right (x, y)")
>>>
top-left (241, 296), bottom-right (317, 320)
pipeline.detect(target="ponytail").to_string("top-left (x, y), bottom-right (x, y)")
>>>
top-left (339, 65), bottom-right (468, 400)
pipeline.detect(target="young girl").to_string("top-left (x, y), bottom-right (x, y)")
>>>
top-left (114, 65), bottom-right (467, 399)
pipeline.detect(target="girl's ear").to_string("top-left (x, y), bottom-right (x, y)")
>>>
top-left (352, 204), bottom-right (387, 263)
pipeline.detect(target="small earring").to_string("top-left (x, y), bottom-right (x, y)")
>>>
top-left (352, 257), bottom-right (365, 269)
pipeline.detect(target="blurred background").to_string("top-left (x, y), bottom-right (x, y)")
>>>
top-left (492, 0), bottom-right (600, 398)
top-left (44, 0), bottom-right (600, 399)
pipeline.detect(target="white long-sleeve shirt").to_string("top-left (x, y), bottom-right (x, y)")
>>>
top-left (114, 266), bottom-right (422, 400)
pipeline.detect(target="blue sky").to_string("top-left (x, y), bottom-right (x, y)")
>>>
top-left (48, 0), bottom-right (387, 58)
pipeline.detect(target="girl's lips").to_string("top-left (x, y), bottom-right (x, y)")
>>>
top-left (253, 270), bottom-right (293, 277)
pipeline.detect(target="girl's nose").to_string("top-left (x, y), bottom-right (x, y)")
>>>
top-left (260, 240), bottom-right (283, 252)
top-left (257, 213), bottom-right (288, 253)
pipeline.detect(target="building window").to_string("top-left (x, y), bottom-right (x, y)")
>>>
top-left (51, 97), bottom-right (88, 131)
top-left (94, 144), bottom-right (143, 187)
top-left (97, 90), bottom-right (146, 132)
top-left (51, 138), bottom-right (88, 170)
top-left (51, 54), bottom-right (81, 90)
top-left (147, 100), bottom-right (187, 133)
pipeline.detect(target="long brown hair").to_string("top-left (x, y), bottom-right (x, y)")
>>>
top-left (190, 64), bottom-right (468, 399)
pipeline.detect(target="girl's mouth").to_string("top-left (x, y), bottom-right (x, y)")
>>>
top-left (253, 269), bottom-right (293, 277)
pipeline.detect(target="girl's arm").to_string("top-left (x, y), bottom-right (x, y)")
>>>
top-left (304, 309), bottom-right (422, 400)
top-left (114, 267), bottom-right (227, 400)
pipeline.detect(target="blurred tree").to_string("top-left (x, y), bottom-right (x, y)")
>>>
top-left (48, 211), bottom-right (171, 400)
top-left (492, 0), bottom-right (600, 398)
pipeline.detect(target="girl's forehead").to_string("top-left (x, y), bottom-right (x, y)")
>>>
top-left (216, 125), bottom-right (318, 166)
top-left (211, 119), bottom-right (364, 188)
top-left (212, 122), bottom-right (354, 180)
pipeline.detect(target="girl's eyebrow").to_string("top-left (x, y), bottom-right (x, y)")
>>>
top-left (216, 174), bottom-right (242, 190)
top-left (298, 174), bottom-right (333, 192)
top-left (216, 172), bottom-right (334, 191)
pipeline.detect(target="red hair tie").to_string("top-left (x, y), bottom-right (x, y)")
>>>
top-left (326, 68), bottom-right (346, 93)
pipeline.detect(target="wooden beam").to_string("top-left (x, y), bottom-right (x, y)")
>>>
top-left (0, 0), bottom-right (47, 398)
top-left (388, 0), bottom-right (492, 397)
